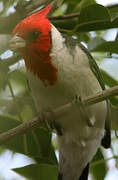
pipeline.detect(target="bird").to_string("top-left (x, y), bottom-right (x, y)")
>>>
top-left (9, 3), bottom-right (111, 180)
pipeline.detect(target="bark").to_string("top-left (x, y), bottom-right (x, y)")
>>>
top-left (0, 85), bottom-right (118, 145)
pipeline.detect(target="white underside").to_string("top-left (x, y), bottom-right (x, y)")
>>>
top-left (27, 25), bottom-right (107, 180)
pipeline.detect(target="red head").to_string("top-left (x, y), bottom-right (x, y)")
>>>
top-left (11, 5), bottom-right (58, 86)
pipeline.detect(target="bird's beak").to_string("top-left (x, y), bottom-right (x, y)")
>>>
top-left (9, 34), bottom-right (26, 50)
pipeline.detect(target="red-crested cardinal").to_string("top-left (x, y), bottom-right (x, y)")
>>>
top-left (10, 4), bottom-right (111, 180)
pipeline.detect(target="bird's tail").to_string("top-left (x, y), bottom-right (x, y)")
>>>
top-left (58, 173), bottom-right (63, 180)
top-left (79, 163), bottom-right (89, 180)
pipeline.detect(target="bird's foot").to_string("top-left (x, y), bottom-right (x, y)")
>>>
top-left (72, 95), bottom-right (93, 127)
top-left (40, 108), bottom-right (63, 136)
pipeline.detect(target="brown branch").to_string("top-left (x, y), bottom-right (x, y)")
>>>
top-left (0, 116), bottom-right (45, 145)
top-left (49, 3), bottom-right (118, 20)
top-left (107, 3), bottom-right (118, 10)
top-left (1, 1), bottom-right (118, 34)
top-left (48, 12), bottom-right (79, 20)
top-left (0, 85), bottom-right (118, 145)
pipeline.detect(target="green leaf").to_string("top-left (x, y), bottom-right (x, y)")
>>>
top-left (76, 32), bottom-right (90, 43)
top-left (0, 60), bottom-right (9, 90)
top-left (74, 0), bottom-right (96, 12)
top-left (13, 164), bottom-right (58, 180)
top-left (100, 70), bottom-right (118, 107)
top-left (91, 149), bottom-right (107, 180)
top-left (0, 115), bottom-right (25, 153)
top-left (65, 0), bottom-right (82, 13)
top-left (0, 115), bottom-right (57, 164)
top-left (108, 4), bottom-right (118, 21)
top-left (110, 97), bottom-right (118, 106)
top-left (89, 40), bottom-right (118, 54)
top-left (9, 69), bottom-right (26, 85)
top-left (101, 69), bottom-right (118, 87)
top-left (9, 69), bottom-right (28, 92)
top-left (75, 4), bottom-right (111, 32)
top-left (52, 18), bottom-right (78, 31)
top-left (78, 4), bottom-right (110, 23)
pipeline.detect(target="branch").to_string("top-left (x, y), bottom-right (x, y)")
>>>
top-left (0, 85), bottom-right (118, 145)
top-left (49, 3), bottom-right (118, 20)
top-left (107, 3), bottom-right (118, 9)
top-left (2, 54), bottom-right (21, 66)
top-left (48, 12), bottom-right (79, 20)
top-left (1, 1), bottom-right (118, 34)
top-left (0, 0), bottom-right (51, 34)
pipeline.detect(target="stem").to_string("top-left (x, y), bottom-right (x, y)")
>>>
top-left (8, 80), bottom-right (23, 122)
top-left (31, 130), bottom-right (42, 155)
top-left (91, 155), bottom-right (118, 167)
top-left (8, 80), bottom-right (29, 152)
top-left (23, 134), bottom-right (29, 155)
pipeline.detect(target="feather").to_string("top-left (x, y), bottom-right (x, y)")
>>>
top-left (58, 173), bottom-right (63, 180)
top-left (79, 163), bottom-right (89, 180)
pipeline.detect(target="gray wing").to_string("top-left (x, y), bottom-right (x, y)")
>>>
top-left (79, 43), bottom-right (111, 148)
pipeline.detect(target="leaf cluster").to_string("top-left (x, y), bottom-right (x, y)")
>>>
top-left (0, 0), bottom-right (118, 179)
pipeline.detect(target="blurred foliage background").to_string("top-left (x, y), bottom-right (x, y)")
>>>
top-left (0, 0), bottom-right (118, 179)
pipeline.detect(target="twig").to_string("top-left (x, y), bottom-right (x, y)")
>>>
top-left (0, 116), bottom-right (45, 145)
top-left (8, 80), bottom-right (23, 122)
top-left (91, 155), bottom-right (118, 167)
top-left (107, 3), bottom-right (118, 10)
top-left (83, 85), bottom-right (118, 106)
top-left (0, 85), bottom-right (118, 145)
top-left (49, 3), bottom-right (118, 20)
top-left (48, 12), bottom-right (79, 20)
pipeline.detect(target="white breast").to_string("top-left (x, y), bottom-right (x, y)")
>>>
top-left (27, 24), bottom-right (107, 179)
top-left (27, 23), bottom-right (106, 140)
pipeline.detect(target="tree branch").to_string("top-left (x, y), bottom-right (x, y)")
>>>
top-left (0, 85), bottom-right (118, 145)
top-left (49, 3), bottom-right (118, 20)
top-left (1, 1), bottom-right (118, 34)
top-left (107, 3), bottom-right (118, 10)
top-left (48, 12), bottom-right (79, 20)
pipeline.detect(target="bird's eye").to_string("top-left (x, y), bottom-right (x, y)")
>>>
top-left (30, 31), bottom-right (40, 39)
top-left (26, 31), bottom-right (41, 42)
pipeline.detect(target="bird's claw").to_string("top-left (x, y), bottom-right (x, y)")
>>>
top-left (72, 95), bottom-right (93, 127)
top-left (40, 108), bottom-right (63, 136)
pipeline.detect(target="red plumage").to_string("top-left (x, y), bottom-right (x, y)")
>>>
top-left (13, 5), bottom-right (58, 86)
